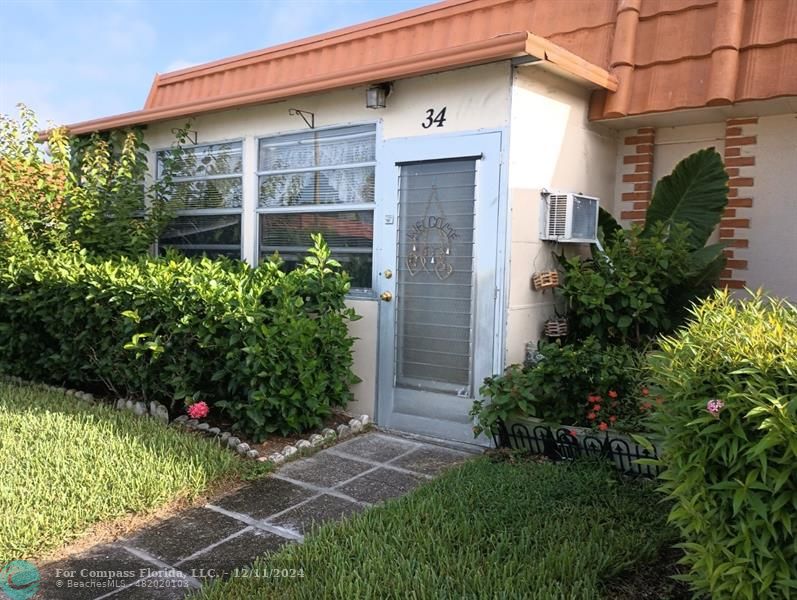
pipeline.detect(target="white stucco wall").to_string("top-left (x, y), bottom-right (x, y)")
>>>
top-left (143, 62), bottom-right (513, 417)
top-left (144, 62), bottom-right (511, 148)
top-left (651, 122), bottom-right (726, 183)
top-left (747, 114), bottom-right (797, 299)
top-left (505, 66), bottom-right (617, 365)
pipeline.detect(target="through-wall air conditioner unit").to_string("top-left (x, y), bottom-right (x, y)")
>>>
top-left (539, 191), bottom-right (599, 243)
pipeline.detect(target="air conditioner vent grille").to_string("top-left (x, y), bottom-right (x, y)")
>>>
top-left (547, 194), bottom-right (568, 238)
top-left (539, 191), bottom-right (599, 243)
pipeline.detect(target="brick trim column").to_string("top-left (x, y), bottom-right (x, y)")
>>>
top-left (720, 118), bottom-right (757, 289)
top-left (620, 127), bottom-right (655, 224)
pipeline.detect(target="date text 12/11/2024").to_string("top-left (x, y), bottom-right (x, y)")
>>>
top-left (191, 568), bottom-right (306, 579)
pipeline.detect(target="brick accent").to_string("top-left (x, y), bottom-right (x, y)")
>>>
top-left (719, 118), bottom-right (757, 289)
top-left (619, 127), bottom-right (655, 225)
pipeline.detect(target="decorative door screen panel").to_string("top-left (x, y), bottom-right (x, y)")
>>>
top-left (395, 158), bottom-right (477, 394)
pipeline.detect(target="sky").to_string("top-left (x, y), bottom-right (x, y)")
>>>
top-left (0, 0), bottom-right (430, 127)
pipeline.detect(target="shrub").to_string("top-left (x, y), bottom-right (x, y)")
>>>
top-left (647, 290), bottom-right (797, 599)
top-left (473, 149), bottom-right (731, 437)
top-left (0, 105), bottom-right (182, 259)
top-left (559, 147), bottom-right (730, 348)
top-left (0, 236), bottom-right (359, 439)
top-left (558, 223), bottom-right (696, 346)
top-left (471, 338), bottom-right (645, 436)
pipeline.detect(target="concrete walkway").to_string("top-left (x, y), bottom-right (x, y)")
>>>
top-left (34, 432), bottom-right (473, 599)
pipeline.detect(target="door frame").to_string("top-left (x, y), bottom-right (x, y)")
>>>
top-left (373, 128), bottom-right (509, 444)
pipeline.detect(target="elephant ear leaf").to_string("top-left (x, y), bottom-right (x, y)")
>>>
top-left (644, 147), bottom-right (728, 249)
top-left (598, 207), bottom-right (622, 243)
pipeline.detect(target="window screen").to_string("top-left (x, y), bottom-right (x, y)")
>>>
top-left (156, 141), bottom-right (243, 259)
top-left (257, 125), bottom-right (376, 289)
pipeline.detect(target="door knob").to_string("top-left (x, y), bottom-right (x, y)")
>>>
top-left (380, 291), bottom-right (393, 302)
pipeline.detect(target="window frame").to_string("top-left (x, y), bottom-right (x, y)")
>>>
top-left (255, 122), bottom-right (378, 294)
top-left (154, 137), bottom-right (245, 260)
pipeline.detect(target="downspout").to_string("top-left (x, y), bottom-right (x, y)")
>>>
top-left (706, 0), bottom-right (745, 105)
top-left (603, 0), bottom-right (641, 118)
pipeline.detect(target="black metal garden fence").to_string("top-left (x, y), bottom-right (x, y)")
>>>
top-left (491, 420), bottom-right (663, 478)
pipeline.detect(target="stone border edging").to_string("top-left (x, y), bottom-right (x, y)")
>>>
top-left (172, 413), bottom-right (372, 463)
top-left (1, 375), bottom-right (372, 463)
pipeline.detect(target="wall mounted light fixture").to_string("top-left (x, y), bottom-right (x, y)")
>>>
top-left (366, 83), bottom-right (391, 109)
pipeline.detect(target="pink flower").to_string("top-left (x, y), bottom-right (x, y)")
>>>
top-left (706, 398), bottom-right (725, 417)
top-left (568, 429), bottom-right (578, 437)
top-left (608, 390), bottom-right (618, 399)
top-left (187, 401), bottom-right (209, 419)
top-left (598, 422), bottom-right (609, 431)
top-left (641, 387), bottom-right (650, 397)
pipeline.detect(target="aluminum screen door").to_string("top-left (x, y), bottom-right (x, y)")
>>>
top-left (395, 158), bottom-right (476, 392)
top-left (376, 132), bottom-right (502, 445)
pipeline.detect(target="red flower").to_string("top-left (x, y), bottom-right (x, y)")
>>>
top-left (598, 422), bottom-right (609, 431)
top-left (593, 404), bottom-right (601, 412)
top-left (588, 394), bottom-right (600, 404)
top-left (568, 429), bottom-right (578, 437)
top-left (609, 415), bottom-right (617, 423)
top-left (641, 387), bottom-right (650, 396)
top-left (641, 401), bottom-right (653, 411)
top-left (187, 401), bottom-right (209, 419)
top-left (608, 390), bottom-right (618, 399)
top-left (587, 412), bottom-right (596, 421)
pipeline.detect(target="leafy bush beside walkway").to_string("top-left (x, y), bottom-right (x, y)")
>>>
top-left (648, 291), bottom-right (797, 599)
top-left (196, 457), bottom-right (678, 600)
top-left (0, 381), bottom-right (261, 562)
top-left (0, 237), bottom-right (358, 439)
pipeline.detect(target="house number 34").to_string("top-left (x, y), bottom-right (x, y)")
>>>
top-left (422, 107), bottom-right (447, 129)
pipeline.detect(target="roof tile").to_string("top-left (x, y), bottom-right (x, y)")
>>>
top-left (66, 0), bottom-right (797, 133)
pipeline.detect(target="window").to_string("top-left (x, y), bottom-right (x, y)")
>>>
top-left (156, 141), bottom-right (243, 259)
top-left (257, 124), bottom-right (376, 289)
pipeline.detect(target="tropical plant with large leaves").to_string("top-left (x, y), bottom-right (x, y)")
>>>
top-left (599, 147), bottom-right (729, 299)
top-left (557, 147), bottom-right (730, 346)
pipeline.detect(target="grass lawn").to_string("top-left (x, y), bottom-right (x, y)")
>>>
top-left (0, 380), bottom-right (266, 562)
top-left (196, 454), bottom-right (682, 600)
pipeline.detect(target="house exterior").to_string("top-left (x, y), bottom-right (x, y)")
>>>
top-left (65, 0), bottom-right (797, 445)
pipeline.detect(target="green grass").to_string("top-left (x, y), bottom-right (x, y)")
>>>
top-left (196, 455), bottom-right (677, 600)
top-left (0, 381), bottom-right (267, 561)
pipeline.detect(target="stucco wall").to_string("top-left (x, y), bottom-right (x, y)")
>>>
top-left (505, 67), bottom-right (617, 365)
top-left (143, 62), bottom-right (513, 417)
top-left (747, 114), bottom-right (797, 298)
top-left (344, 299), bottom-right (378, 417)
top-left (651, 123), bottom-right (726, 183)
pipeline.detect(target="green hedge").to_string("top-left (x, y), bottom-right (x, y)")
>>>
top-left (0, 236), bottom-right (359, 439)
top-left (648, 291), bottom-right (797, 599)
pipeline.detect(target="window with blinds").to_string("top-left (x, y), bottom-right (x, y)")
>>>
top-left (257, 124), bottom-right (376, 289)
top-left (156, 141), bottom-right (243, 259)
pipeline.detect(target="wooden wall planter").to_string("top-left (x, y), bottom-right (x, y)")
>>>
top-left (544, 318), bottom-right (568, 338)
top-left (531, 271), bottom-right (559, 291)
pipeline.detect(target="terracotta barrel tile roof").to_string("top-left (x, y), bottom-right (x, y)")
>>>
top-left (65, 0), bottom-right (797, 134)
top-left (591, 0), bottom-right (797, 118)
